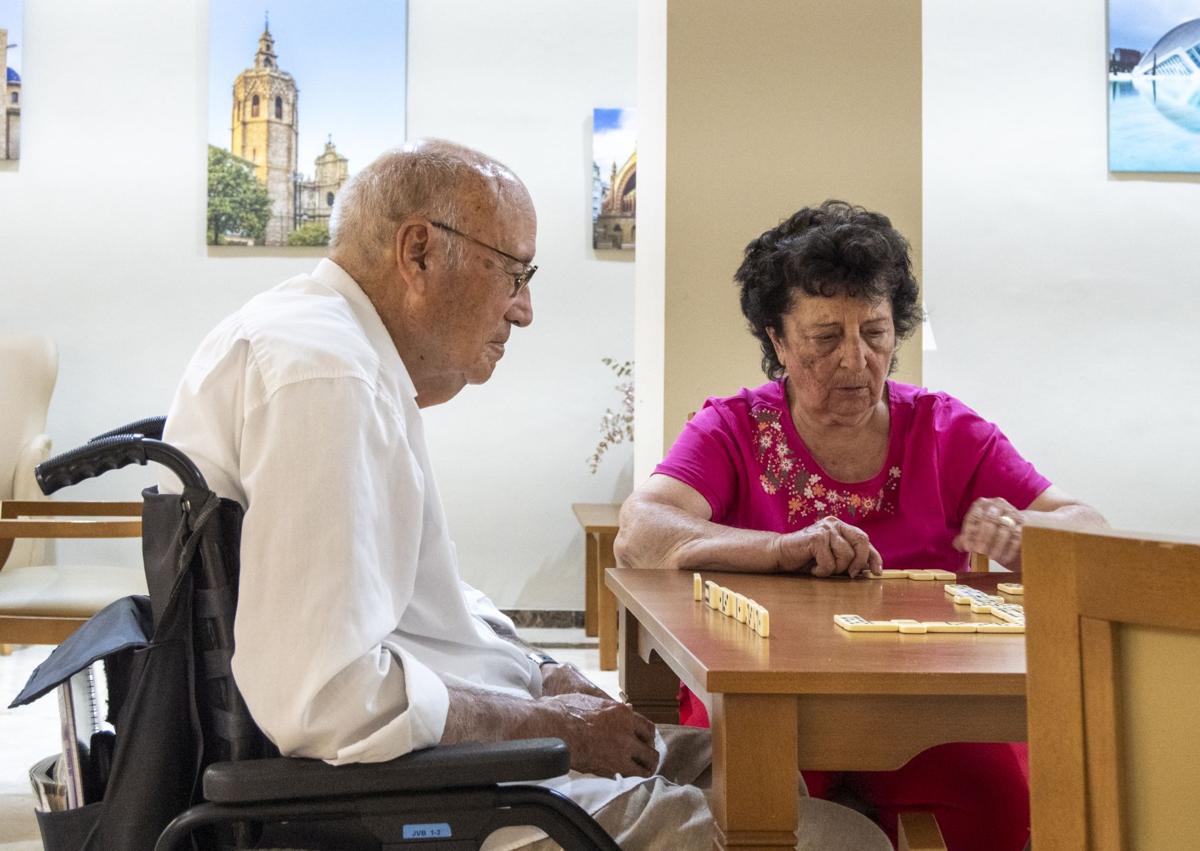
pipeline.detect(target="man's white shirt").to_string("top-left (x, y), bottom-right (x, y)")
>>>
top-left (162, 258), bottom-right (543, 765)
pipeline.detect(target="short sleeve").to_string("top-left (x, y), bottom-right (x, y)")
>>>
top-left (653, 401), bottom-right (743, 521)
top-left (936, 395), bottom-right (1051, 521)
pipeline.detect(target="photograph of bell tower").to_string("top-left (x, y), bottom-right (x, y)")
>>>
top-left (230, 24), bottom-right (297, 245)
top-left (207, 2), bottom-right (407, 247)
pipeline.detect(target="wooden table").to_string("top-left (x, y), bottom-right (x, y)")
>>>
top-left (606, 568), bottom-right (1027, 850)
top-left (571, 503), bottom-right (622, 671)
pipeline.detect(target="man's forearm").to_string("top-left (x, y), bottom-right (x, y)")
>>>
top-left (441, 684), bottom-right (659, 779)
top-left (441, 684), bottom-right (554, 745)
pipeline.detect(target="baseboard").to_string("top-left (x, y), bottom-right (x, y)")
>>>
top-left (501, 609), bottom-right (584, 629)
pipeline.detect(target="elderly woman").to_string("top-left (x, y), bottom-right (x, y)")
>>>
top-left (615, 201), bottom-right (1105, 851)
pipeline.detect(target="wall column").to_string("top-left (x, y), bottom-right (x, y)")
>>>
top-left (635, 0), bottom-right (923, 481)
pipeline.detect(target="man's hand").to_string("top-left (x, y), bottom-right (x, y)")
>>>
top-left (537, 694), bottom-right (658, 778)
top-left (953, 497), bottom-right (1023, 569)
top-left (540, 662), bottom-right (611, 699)
top-left (775, 517), bottom-right (883, 578)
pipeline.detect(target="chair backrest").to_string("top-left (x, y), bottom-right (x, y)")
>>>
top-left (0, 334), bottom-right (57, 497)
top-left (1024, 523), bottom-right (1200, 850)
top-left (0, 335), bottom-right (58, 569)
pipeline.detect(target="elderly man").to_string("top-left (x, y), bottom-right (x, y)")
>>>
top-left (162, 139), bottom-right (888, 850)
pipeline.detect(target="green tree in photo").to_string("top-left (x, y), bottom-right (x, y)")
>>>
top-left (287, 220), bottom-right (330, 246)
top-left (207, 145), bottom-right (271, 245)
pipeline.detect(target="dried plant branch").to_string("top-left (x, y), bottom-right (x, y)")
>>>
top-left (587, 358), bottom-right (635, 473)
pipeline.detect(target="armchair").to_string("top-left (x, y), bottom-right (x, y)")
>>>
top-left (0, 335), bottom-right (146, 646)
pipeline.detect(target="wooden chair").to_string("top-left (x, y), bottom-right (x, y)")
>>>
top-left (1, 500), bottom-right (145, 644)
top-left (0, 335), bottom-right (146, 646)
top-left (1024, 522), bottom-right (1200, 850)
top-left (898, 812), bottom-right (947, 851)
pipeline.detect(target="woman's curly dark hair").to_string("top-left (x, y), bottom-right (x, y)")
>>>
top-left (735, 200), bottom-right (922, 379)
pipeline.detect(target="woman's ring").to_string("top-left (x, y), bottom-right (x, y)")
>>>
top-left (998, 515), bottom-right (1017, 529)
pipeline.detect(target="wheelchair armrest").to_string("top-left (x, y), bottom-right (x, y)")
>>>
top-left (203, 738), bottom-right (572, 804)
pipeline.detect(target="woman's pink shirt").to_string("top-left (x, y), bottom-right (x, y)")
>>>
top-left (653, 379), bottom-right (1050, 572)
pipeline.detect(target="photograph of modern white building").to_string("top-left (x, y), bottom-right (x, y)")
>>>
top-left (1108, 3), bottom-right (1200, 171)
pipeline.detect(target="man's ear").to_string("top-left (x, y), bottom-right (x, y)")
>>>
top-left (395, 219), bottom-right (432, 291)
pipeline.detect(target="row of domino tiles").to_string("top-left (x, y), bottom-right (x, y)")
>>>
top-left (835, 582), bottom-right (1026, 635)
top-left (693, 574), bottom-right (770, 637)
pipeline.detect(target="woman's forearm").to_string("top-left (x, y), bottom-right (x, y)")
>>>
top-left (615, 491), bottom-right (781, 572)
top-left (1024, 502), bottom-right (1108, 529)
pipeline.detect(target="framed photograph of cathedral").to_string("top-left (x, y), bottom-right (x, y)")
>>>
top-left (591, 108), bottom-right (636, 252)
top-left (1, 0), bottom-right (22, 162)
top-left (1108, 1), bottom-right (1200, 173)
top-left (207, 1), bottom-right (408, 247)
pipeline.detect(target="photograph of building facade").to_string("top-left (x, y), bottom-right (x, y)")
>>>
top-left (592, 108), bottom-right (636, 251)
top-left (207, 3), bottom-right (406, 246)
top-left (1, 1), bottom-right (23, 162)
top-left (1108, 3), bottom-right (1200, 172)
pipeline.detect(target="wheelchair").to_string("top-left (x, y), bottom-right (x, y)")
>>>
top-left (11, 418), bottom-right (620, 851)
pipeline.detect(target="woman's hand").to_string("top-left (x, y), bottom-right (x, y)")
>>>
top-left (953, 497), bottom-right (1023, 569)
top-left (775, 517), bottom-right (883, 578)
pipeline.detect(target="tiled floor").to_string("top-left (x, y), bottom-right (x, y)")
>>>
top-left (0, 645), bottom-right (57, 850)
top-left (0, 630), bottom-right (612, 850)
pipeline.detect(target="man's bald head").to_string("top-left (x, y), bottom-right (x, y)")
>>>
top-left (329, 139), bottom-right (532, 282)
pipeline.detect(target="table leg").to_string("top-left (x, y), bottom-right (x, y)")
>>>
top-left (618, 604), bottom-right (679, 723)
top-left (584, 533), bottom-right (598, 637)
top-left (711, 693), bottom-right (798, 850)
top-left (597, 531), bottom-right (618, 671)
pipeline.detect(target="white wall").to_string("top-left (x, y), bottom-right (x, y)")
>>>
top-left (12, 0), bottom-right (1173, 612)
top-left (408, 0), bottom-right (637, 607)
top-left (0, 0), bottom-right (637, 608)
top-left (632, 0), bottom-right (667, 483)
top-left (1, 0), bottom-right (302, 573)
top-left (924, 0), bottom-right (1200, 537)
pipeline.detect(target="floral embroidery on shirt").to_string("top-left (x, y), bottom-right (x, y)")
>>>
top-left (751, 407), bottom-right (900, 525)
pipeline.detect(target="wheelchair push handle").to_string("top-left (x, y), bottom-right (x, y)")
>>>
top-left (36, 434), bottom-right (208, 495)
top-left (89, 415), bottom-right (167, 443)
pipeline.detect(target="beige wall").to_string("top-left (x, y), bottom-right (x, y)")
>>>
top-left (635, 0), bottom-right (922, 479)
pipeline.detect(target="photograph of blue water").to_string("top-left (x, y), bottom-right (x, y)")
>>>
top-left (1108, 2), bottom-right (1200, 173)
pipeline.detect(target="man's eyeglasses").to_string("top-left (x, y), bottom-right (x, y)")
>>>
top-left (429, 221), bottom-right (537, 297)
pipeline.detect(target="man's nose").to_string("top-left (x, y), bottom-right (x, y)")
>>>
top-left (507, 285), bottom-right (533, 328)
